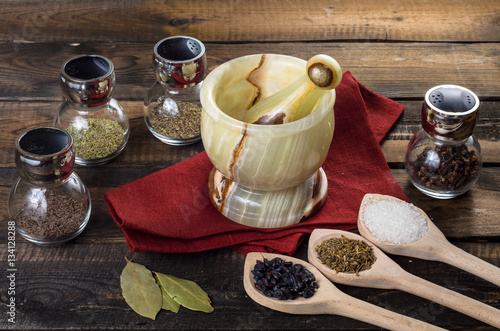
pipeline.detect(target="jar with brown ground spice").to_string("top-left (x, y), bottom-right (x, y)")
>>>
top-left (8, 127), bottom-right (91, 245)
top-left (144, 36), bottom-right (206, 145)
top-left (405, 85), bottom-right (482, 199)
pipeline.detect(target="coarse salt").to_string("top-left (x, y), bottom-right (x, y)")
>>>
top-left (363, 199), bottom-right (428, 244)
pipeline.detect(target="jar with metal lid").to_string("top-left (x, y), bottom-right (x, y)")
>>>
top-left (405, 85), bottom-right (482, 199)
top-left (8, 127), bottom-right (91, 245)
top-left (144, 36), bottom-right (206, 145)
top-left (54, 54), bottom-right (129, 165)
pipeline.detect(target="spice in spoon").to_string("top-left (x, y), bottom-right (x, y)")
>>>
top-left (316, 236), bottom-right (376, 275)
top-left (252, 257), bottom-right (318, 300)
top-left (362, 199), bottom-right (428, 244)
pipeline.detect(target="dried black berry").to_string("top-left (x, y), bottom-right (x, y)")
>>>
top-left (254, 283), bottom-right (266, 292)
top-left (254, 262), bottom-right (265, 272)
top-left (293, 264), bottom-right (303, 273)
top-left (251, 257), bottom-right (318, 300)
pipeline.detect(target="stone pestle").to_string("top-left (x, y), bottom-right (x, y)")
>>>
top-left (242, 54), bottom-right (342, 125)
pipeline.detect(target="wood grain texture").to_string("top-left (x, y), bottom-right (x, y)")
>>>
top-left (1, 42), bottom-right (499, 101)
top-left (0, 99), bottom-right (498, 168)
top-left (1, 167), bottom-right (499, 244)
top-left (0, 41), bottom-right (498, 166)
top-left (0, 0), bottom-right (499, 43)
top-left (0, 241), bottom-right (498, 330)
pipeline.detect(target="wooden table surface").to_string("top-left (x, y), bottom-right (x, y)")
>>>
top-left (1, 1), bottom-right (499, 330)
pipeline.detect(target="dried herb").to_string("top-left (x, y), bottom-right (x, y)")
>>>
top-left (252, 257), bottom-right (318, 300)
top-left (154, 272), bottom-right (213, 313)
top-left (409, 144), bottom-right (480, 191)
top-left (120, 258), bottom-right (163, 320)
top-left (149, 101), bottom-right (201, 140)
top-left (67, 118), bottom-right (124, 160)
top-left (316, 236), bottom-right (376, 275)
top-left (120, 259), bottom-right (213, 320)
top-left (156, 279), bottom-right (181, 313)
top-left (15, 190), bottom-right (86, 240)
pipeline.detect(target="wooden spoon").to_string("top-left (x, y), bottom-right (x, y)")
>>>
top-left (244, 252), bottom-right (444, 331)
top-left (307, 229), bottom-right (500, 328)
top-left (357, 193), bottom-right (500, 287)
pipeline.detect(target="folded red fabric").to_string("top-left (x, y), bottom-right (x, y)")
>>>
top-left (105, 71), bottom-right (406, 255)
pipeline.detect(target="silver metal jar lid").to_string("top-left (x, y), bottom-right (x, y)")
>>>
top-left (422, 84), bottom-right (480, 141)
top-left (153, 36), bottom-right (206, 87)
top-left (15, 127), bottom-right (75, 184)
top-left (60, 54), bottom-right (115, 108)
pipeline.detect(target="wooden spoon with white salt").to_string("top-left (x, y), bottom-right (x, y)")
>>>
top-left (244, 252), bottom-right (444, 331)
top-left (307, 229), bottom-right (500, 328)
top-left (357, 193), bottom-right (500, 287)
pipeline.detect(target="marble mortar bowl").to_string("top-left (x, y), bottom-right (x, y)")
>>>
top-left (200, 54), bottom-right (337, 228)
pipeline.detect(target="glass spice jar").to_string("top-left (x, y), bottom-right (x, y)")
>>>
top-left (144, 36), bottom-right (206, 145)
top-left (8, 127), bottom-right (91, 245)
top-left (405, 85), bottom-right (482, 199)
top-left (54, 54), bottom-right (129, 165)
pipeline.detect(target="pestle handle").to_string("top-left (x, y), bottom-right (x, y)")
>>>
top-left (306, 54), bottom-right (342, 90)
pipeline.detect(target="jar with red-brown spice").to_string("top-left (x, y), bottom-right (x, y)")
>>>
top-left (405, 85), bottom-right (482, 199)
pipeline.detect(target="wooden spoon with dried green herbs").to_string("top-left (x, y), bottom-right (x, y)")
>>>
top-left (307, 229), bottom-right (500, 328)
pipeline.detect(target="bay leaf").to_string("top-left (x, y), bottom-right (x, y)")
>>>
top-left (154, 272), bottom-right (214, 313)
top-left (120, 259), bottom-right (163, 320)
top-left (153, 274), bottom-right (180, 313)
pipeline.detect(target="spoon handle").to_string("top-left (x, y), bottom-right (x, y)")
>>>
top-left (326, 292), bottom-right (445, 331)
top-left (434, 241), bottom-right (500, 287)
top-left (394, 271), bottom-right (500, 328)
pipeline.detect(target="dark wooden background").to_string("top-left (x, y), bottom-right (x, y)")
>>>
top-left (0, 0), bottom-right (499, 330)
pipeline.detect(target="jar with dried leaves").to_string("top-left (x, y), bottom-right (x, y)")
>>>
top-left (8, 127), bottom-right (91, 245)
top-left (54, 54), bottom-right (129, 165)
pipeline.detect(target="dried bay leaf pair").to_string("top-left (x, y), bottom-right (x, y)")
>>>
top-left (120, 258), bottom-right (214, 320)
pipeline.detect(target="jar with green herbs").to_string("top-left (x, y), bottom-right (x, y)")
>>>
top-left (54, 54), bottom-right (129, 165)
top-left (144, 36), bottom-right (206, 145)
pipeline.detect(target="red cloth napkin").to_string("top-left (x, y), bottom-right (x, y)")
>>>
top-left (105, 71), bottom-right (406, 255)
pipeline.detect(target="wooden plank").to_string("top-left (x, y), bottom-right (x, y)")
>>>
top-left (382, 100), bottom-right (500, 164)
top-left (1, 42), bottom-right (499, 102)
top-left (399, 168), bottom-right (500, 238)
top-left (382, 139), bottom-right (500, 165)
top-left (0, 241), bottom-right (498, 329)
top-left (2, 167), bottom-right (499, 244)
top-left (1, 0), bottom-right (499, 43)
top-left (1, 99), bottom-right (498, 166)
